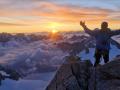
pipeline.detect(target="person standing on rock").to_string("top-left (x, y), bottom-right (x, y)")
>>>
top-left (80, 21), bottom-right (120, 67)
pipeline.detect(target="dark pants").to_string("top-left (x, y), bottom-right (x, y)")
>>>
top-left (94, 49), bottom-right (109, 67)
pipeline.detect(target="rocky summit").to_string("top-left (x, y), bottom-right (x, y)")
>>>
top-left (46, 56), bottom-right (120, 90)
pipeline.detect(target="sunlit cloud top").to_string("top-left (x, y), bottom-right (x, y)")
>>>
top-left (0, 0), bottom-right (119, 33)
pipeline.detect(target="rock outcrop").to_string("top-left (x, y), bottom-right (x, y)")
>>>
top-left (46, 56), bottom-right (120, 90)
top-left (91, 57), bottom-right (120, 90)
top-left (46, 56), bottom-right (92, 90)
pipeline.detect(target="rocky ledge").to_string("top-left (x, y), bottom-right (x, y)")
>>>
top-left (46, 56), bottom-right (120, 90)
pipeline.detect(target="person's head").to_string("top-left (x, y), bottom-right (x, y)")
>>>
top-left (101, 22), bottom-right (108, 29)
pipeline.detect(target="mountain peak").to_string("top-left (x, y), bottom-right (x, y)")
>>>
top-left (46, 55), bottom-right (120, 90)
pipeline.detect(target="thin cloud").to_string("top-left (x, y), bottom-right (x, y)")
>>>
top-left (0, 22), bottom-right (28, 26)
top-left (0, 0), bottom-right (119, 32)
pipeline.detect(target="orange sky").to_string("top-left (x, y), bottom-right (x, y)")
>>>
top-left (0, 0), bottom-right (119, 33)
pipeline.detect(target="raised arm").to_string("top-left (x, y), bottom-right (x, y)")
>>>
top-left (80, 21), bottom-right (94, 36)
top-left (110, 29), bottom-right (120, 36)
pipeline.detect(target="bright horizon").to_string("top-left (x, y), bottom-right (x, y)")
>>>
top-left (0, 0), bottom-right (119, 33)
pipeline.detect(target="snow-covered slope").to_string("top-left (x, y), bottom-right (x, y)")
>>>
top-left (0, 72), bottom-right (55, 90)
top-left (79, 44), bottom-right (120, 64)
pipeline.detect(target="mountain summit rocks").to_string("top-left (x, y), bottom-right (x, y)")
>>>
top-left (46, 56), bottom-right (92, 90)
top-left (46, 56), bottom-right (120, 90)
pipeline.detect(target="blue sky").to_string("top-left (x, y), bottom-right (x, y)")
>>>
top-left (41, 0), bottom-right (120, 10)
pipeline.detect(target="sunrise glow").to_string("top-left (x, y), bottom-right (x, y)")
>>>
top-left (0, 0), bottom-right (119, 33)
top-left (48, 22), bottom-right (61, 33)
top-left (52, 29), bottom-right (58, 34)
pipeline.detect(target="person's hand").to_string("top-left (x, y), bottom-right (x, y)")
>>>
top-left (80, 21), bottom-right (86, 27)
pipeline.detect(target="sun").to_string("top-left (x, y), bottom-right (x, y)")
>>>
top-left (47, 22), bottom-right (62, 33)
top-left (52, 29), bottom-right (58, 34)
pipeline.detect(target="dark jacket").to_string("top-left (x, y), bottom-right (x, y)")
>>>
top-left (84, 28), bottom-right (120, 50)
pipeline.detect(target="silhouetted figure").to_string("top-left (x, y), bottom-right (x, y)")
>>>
top-left (80, 21), bottom-right (120, 67)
